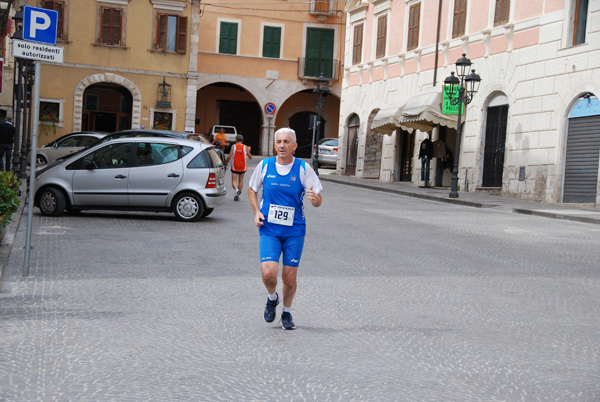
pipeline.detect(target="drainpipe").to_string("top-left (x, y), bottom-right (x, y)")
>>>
top-left (433, 0), bottom-right (443, 86)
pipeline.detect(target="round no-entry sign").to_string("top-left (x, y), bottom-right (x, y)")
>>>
top-left (265, 102), bottom-right (276, 114)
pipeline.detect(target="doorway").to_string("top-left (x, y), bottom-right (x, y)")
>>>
top-left (217, 100), bottom-right (262, 153)
top-left (82, 83), bottom-right (132, 132)
top-left (395, 129), bottom-right (414, 182)
top-left (346, 114), bottom-right (359, 176)
top-left (563, 113), bottom-right (600, 203)
top-left (482, 104), bottom-right (508, 187)
top-left (289, 112), bottom-right (324, 159)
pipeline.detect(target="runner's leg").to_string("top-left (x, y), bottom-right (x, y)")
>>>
top-left (281, 265), bottom-right (298, 308)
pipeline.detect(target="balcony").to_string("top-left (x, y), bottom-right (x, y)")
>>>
top-left (298, 57), bottom-right (341, 81)
top-left (309, 0), bottom-right (335, 21)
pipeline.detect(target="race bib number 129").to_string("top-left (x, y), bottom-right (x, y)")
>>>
top-left (268, 204), bottom-right (295, 226)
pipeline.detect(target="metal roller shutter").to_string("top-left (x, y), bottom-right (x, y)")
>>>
top-left (563, 115), bottom-right (600, 203)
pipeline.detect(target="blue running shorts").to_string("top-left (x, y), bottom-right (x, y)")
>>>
top-left (259, 235), bottom-right (305, 267)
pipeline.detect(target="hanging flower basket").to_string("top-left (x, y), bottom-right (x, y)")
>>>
top-left (40, 113), bottom-right (61, 135)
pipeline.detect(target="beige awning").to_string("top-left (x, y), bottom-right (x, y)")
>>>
top-left (371, 88), bottom-right (458, 134)
top-left (370, 105), bottom-right (404, 135)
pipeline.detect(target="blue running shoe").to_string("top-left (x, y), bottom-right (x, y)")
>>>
top-left (264, 293), bottom-right (279, 322)
top-left (281, 311), bottom-right (295, 330)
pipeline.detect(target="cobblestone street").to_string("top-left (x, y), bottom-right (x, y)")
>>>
top-left (1, 160), bottom-right (599, 401)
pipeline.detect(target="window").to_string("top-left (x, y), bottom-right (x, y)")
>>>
top-left (219, 21), bottom-right (238, 55)
top-left (310, 0), bottom-right (333, 14)
top-left (155, 14), bottom-right (187, 53)
top-left (493, 0), bottom-right (510, 26)
top-left (41, 0), bottom-right (66, 40)
top-left (99, 6), bottom-right (123, 46)
top-left (572, 0), bottom-right (589, 45)
top-left (77, 136), bottom-right (102, 147)
top-left (57, 137), bottom-right (80, 148)
top-left (263, 26), bottom-right (281, 58)
top-left (452, 0), bottom-right (467, 38)
top-left (304, 28), bottom-right (335, 78)
top-left (376, 15), bottom-right (387, 59)
top-left (39, 100), bottom-right (63, 127)
top-left (352, 23), bottom-right (363, 65)
top-left (79, 143), bottom-right (132, 169)
top-left (407, 3), bottom-right (420, 51)
top-left (134, 143), bottom-right (179, 167)
top-left (153, 112), bottom-right (172, 130)
top-left (85, 94), bottom-right (98, 111)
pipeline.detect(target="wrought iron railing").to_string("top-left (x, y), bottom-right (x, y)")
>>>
top-left (298, 57), bottom-right (341, 81)
top-left (309, 0), bottom-right (334, 15)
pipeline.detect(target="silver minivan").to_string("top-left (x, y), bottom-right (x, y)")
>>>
top-left (34, 137), bottom-right (226, 221)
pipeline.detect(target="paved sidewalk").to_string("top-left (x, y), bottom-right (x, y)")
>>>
top-left (318, 169), bottom-right (600, 225)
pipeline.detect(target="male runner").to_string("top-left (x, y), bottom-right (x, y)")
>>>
top-left (248, 128), bottom-right (322, 329)
top-left (226, 135), bottom-right (252, 201)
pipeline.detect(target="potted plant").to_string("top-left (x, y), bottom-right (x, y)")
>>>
top-left (0, 171), bottom-right (21, 242)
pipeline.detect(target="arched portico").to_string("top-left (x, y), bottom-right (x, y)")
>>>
top-left (73, 74), bottom-right (142, 131)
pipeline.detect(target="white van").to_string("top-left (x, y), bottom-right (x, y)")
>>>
top-left (209, 125), bottom-right (238, 147)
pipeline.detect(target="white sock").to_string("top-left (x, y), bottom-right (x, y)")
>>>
top-left (283, 306), bottom-right (291, 313)
top-left (268, 292), bottom-right (278, 301)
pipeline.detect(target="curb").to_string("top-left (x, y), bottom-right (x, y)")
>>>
top-left (320, 175), bottom-right (489, 208)
top-left (0, 184), bottom-right (27, 287)
top-left (512, 208), bottom-right (600, 225)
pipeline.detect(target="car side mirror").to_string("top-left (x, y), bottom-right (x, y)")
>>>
top-left (54, 143), bottom-right (60, 149)
top-left (86, 161), bottom-right (98, 170)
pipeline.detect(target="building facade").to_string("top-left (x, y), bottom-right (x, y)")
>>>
top-left (0, 0), bottom-right (26, 122)
top-left (188, 0), bottom-right (344, 157)
top-left (25, 0), bottom-right (195, 145)
top-left (19, 0), bottom-right (345, 161)
top-left (340, 0), bottom-right (600, 205)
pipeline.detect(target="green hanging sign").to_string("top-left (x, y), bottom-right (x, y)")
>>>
top-left (442, 87), bottom-right (464, 115)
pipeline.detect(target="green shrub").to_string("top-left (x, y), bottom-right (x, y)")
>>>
top-left (0, 171), bottom-right (21, 228)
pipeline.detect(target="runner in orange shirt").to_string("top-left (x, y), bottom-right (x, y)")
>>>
top-left (226, 135), bottom-right (253, 201)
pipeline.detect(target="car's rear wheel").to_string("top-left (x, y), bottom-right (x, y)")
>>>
top-left (38, 187), bottom-right (66, 217)
top-left (36, 155), bottom-right (48, 167)
top-left (173, 193), bottom-right (204, 222)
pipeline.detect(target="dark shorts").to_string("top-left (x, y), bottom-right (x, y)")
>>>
top-left (231, 169), bottom-right (247, 174)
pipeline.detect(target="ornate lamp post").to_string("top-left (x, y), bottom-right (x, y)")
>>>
top-left (444, 54), bottom-right (481, 198)
top-left (311, 73), bottom-right (330, 175)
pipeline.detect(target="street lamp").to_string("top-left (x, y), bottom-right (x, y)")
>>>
top-left (444, 53), bottom-right (481, 198)
top-left (311, 73), bottom-right (330, 175)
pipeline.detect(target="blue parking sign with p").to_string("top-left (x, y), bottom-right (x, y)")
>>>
top-left (23, 6), bottom-right (58, 46)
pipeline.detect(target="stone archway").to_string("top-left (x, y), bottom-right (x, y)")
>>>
top-left (73, 73), bottom-right (142, 131)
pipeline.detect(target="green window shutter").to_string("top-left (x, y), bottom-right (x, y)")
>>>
top-left (305, 28), bottom-right (334, 78)
top-left (219, 22), bottom-right (238, 54)
top-left (263, 26), bottom-right (281, 58)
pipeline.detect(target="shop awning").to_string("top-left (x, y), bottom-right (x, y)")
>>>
top-left (371, 88), bottom-right (458, 134)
